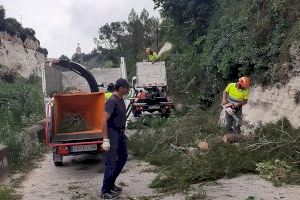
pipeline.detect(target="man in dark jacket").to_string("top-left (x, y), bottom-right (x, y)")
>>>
top-left (101, 78), bottom-right (130, 199)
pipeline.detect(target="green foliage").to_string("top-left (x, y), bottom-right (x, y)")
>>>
top-left (71, 48), bottom-right (119, 69)
top-left (153, 0), bottom-right (217, 40)
top-left (0, 74), bottom-right (44, 171)
top-left (129, 109), bottom-right (300, 192)
top-left (127, 117), bottom-right (168, 130)
top-left (72, 8), bottom-right (158, 74)
top-left (0, 6), bottom-right (37, 42)
top-left (156, 0), bottom-right (300, 105)
top-left (93, 9), bottom-right (159, 77)
top-left (0, 64), bottom-right (18, 83)
top-left (256, 159), bottom-right (296, 186)
top-left (59, 54), bottom-right (70, 61)
top-left (0, 186), bottom-right (20, 200)
top-left (36, 47), bottom-right (48, 57)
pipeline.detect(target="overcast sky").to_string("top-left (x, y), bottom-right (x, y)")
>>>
top-left (0, 0), bottom-right (159, 58)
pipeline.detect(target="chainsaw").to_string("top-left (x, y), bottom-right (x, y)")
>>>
top-left (222, 104), bottom-right (240, 126)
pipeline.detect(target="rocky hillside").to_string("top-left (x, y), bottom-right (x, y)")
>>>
top-left (244, 41), bottom-right (300, 127)
top-left (0, 6), bottom-right (47, 78)
top-left (0, 32), bottom-right (46, 78)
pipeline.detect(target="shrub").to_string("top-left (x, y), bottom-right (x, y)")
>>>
top-left (157, 0), bottom-right (300, 106)
top-left (36, 47), bottom-right (48, 57)
top-left (256, 159), bottom-right (295, 186)
top-left (0, 6), bottom-right (38, 42)
top-left (0, 67), bottom-right (18, 83)
top-left (0, 186), bottom-right (20, 200)
top-left (0, 76), bottom-right (44, 171)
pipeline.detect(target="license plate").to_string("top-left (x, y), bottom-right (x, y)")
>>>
top-left (70, 144), bottom-right (97, 152)
top-left (149, 105), bottom-right (160, 109)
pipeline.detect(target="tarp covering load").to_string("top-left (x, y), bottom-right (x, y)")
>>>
top-left (53, 92), bottom-right (105, 134)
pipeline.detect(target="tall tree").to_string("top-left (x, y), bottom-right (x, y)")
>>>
top-left (94, 8), bottom-right (159, 77)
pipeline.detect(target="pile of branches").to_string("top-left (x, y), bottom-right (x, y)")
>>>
top-left (59, 113), bottom-right (87, 133)
top-left (129, 109), bottom-right (300, 191)
top-left (246, 118), bottom-right (300, 165)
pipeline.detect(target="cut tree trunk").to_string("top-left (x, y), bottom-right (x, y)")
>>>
top-left (197, 134), bottom-right (254, 150)
top-left (223, 134), bottom-right (253, 143)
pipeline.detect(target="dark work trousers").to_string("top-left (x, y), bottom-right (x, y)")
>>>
top-left (102, 128), bottom-right (128, 193)
top-left (224, 108), bottom-right (243, 134)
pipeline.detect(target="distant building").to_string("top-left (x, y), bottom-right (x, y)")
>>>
top-left (75, 43), bottom-right (81, 54)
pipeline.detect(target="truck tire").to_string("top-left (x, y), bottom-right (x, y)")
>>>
top-left (133, 110), bottom-right (141, 117)
top-left (53, 152), bottom-right (63, 166)
top-left (161, 109), bottom-right (170, 118)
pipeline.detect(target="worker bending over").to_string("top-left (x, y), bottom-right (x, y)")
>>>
top-left (101, 78), bottom-right (131, 199)
top-left (146, 47), bottom-right (159, 63)
top-left (222, 77), bottom-right (250, 134)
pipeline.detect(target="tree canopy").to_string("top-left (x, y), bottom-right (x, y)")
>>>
top-left (0, 6), bottom-right (37, 42)
top-left (74, 9), bottom-right (159, 76)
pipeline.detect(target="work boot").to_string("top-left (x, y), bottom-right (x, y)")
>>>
top-left (111, 185), bottom-right (122, 194)
top-left (100, 191), bottom-right (119, 199)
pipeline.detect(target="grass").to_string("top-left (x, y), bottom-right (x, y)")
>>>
top-left (0, 173), bottom-right (27, 200)
top-left (0, 186), bottom-right (20, 200)
top-left (127, 116), bottom-right (169, 130)
top-left (0, 73), bottom-right (45, 172)
top-left (0, 72), bottom-right (45, 199)
top-left (129, 107), bottom-right (300, 192)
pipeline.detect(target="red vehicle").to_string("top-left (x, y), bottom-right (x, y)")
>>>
top-left (128, 62), bottom-right (175, 118)
top-left (129, 86), bottom-right (175, 118)
top-left (43, 60), bottom-right (105, 166)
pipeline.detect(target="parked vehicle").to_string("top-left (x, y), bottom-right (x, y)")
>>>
top-left (129, 62), bottom-right (175, 118)
top-left (42, 60), bottom-right (105, 166)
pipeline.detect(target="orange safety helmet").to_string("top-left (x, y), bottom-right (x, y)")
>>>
top-left (238, 76), bottom-right (250, 88)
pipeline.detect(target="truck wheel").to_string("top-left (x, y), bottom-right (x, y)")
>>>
top-left (133, 110), bottom-right (138, 117)
top-left (53, 152), bottom-right (63, 166)
top-left (133, 110), bottom-right (141, 117)
top-left (161, 109), bottom-right (170, 118)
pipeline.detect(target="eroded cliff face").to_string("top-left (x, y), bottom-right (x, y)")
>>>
top-left (243, 41), bottom-right (300, 128)
top-left (0, 32), bottom-right (46, 78)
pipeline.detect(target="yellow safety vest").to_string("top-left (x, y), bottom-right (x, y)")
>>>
top-left (225, 83), bottom-right (250, 102)
top-left (149, 52), bottom-right (159, 62)
top-left (105, 92), bottom-right (113, 100)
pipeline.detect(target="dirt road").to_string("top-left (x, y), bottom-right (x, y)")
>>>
top-left (18, 153), bottom-right (158, 200)
top-left (18, 152), bottom-right (300, 200)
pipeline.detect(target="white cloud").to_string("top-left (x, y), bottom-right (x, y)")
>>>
top-left (0, 0), bottom-right (159, 58)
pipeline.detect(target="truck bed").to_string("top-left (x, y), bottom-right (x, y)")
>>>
top-left (51, 132), bottom-right (102, 143)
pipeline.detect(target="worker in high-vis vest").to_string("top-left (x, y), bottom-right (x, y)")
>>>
top-left (146, 47), bottom-right (159, 63)
top-left (105, 83), bottom-right (115, 100)
top-left (222, 77), bottom-right (250, 134)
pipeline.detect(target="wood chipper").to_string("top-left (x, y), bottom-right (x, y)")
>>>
top-left (43, 60), bottom-right (106, 166)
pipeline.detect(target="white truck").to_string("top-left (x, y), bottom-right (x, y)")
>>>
top-left (130, 61), bottom-right (174, 118)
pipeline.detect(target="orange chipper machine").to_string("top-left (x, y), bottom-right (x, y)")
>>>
top-left (43, 60), bottom-right (105, 166)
